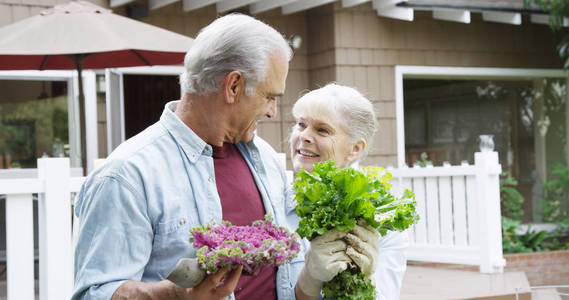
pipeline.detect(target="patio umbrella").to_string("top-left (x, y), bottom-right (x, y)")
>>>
top-left (0, 0), bottom-right (193, 173)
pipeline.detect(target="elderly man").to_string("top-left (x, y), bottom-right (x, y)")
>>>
top-left (73, 14), bottom-right (377, 300)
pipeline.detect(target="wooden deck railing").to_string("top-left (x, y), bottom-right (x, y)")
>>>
top-left (0, 152), bottom-right (505, 300)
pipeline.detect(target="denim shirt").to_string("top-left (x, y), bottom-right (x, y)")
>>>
top-left (72, 101), bottom-right (305, 300)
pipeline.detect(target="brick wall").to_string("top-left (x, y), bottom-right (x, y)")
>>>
top-left (505, 250), bottom-right (569, 286)
top-left (408, 250), bottom-right (569, 287)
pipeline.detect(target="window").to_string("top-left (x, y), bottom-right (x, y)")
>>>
top-left (0, 70), bottom-right (91, 169)
top-left (396, 67), bottom-right (568, 221)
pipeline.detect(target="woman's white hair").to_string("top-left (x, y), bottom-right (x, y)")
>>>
top-left (180, 14), bottom-right (292, 96)
top-left (292, 83), bottom-right (379, 164)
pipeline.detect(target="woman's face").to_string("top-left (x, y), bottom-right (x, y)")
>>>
top-left (290, 109), bottom-right (361, 173)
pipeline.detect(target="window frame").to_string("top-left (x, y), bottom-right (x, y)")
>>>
top-left (103, 65), bottom-right (184, 154)
top-left (395, 66), bottom-right (569, 168)
top-left (0, 70), bottom-right (97, 171)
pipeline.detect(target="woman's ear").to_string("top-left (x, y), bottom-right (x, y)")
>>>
top-left (347, 139), bottom-right (366, 162)
top-left (223, 71), bottom-right (243, 104)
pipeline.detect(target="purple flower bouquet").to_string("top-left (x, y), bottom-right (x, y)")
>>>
top-left (190, 215), bottom-right (300, 275)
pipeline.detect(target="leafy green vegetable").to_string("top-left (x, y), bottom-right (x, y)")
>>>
top-left (294, 160), bottom-right (418, 239)
top-left (321, 268), bottom-right (375, 300)
top-left (294, 160), bottom-right (419, 299)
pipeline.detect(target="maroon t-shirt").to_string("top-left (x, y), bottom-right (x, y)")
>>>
top-left (212, 143), bottom-right (277, 300)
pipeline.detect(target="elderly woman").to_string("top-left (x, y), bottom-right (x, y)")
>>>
top-left (290, 83), bottom-right (408, 300)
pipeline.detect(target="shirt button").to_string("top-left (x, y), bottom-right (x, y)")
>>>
top-left (208, 177), bottom-right (213, 183)
top-left (179, 219), bottom-right (186, 225)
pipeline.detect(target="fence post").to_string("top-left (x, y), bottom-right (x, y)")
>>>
top-left (474, 151), bottom-right (505, 273)
top-left (38, 158), bottom-right (73, 300)
top-left (6, 193), bottom-right (35, 300)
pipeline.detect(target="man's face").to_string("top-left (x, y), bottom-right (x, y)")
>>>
top-left (231, 55), bottom-right (289, 143)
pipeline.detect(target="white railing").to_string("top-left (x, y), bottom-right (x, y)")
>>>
top-left (0, 158), bottom-right (85, 300)
top-left (390, 151), bottom-right (506, 273)
top-left (0, 152), bottom-right (505, 300)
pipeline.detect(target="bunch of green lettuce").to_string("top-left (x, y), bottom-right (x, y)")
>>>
top-left (294, 160), bottom-right (419, 299)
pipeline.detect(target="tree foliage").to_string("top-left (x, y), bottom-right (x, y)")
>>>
top-left (500, 172), bottom-right (525, 221)
top-left (525, 0), bottom-right (569, 68)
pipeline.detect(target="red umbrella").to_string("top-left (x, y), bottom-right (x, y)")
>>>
top-left (0, 0), bottom-right (193, 173)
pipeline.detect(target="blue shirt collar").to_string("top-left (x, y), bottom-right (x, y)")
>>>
top-left (160, 100), bottom-right (212, 163)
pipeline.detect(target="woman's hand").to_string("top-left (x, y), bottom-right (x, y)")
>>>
top-left (345, 219), bottom-right (380, 277)
top-left (295, 229), bottom-right (351, 296)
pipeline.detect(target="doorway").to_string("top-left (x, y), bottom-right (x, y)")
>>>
top-left (123, 74), bottom-right (181, 139)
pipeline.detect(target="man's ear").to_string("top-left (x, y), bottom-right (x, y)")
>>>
top-left (223, 71), bottom-right (244, 104)
top-left (347, 139), bottom-right (366, 162)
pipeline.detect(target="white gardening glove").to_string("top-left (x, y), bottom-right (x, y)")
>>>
top-left (345, 219), bottom-right (380, 277)
top-left (296, 229), bottom-right (351, 296)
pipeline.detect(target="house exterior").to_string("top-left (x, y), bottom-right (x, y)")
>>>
top-left (1, 2), bottom-right (568, 298)
top-left (0, 0), bottom-right (566, 223)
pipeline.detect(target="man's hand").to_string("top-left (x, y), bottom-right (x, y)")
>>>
top-left (111, 265), bottom-right (243, 300)
top-left (345, 219), bottom-right (380, 277)
top-left (188, 265), bottom-right (243, 299)
top-left (296, 229), bottom-right (351, 297)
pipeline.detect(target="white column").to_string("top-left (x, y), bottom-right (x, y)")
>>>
top-left (6, 193), bottom-right (35, 300)
top-left (533, 79), bottom-right (547, 221)
top-left (38, 158), bottom-right (73, 300)
top-left (474, 151), bottom-right (505, 273)
top-left (83, 71), bottom-right (98, 174)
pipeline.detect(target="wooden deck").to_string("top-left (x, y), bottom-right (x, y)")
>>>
top-left (0, 267), bottom-right (564, 300)
top-left (400, 266), bottom-right (561, 300)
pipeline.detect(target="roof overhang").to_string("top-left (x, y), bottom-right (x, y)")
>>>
top-left (110, 0), bottom-right (564, 26)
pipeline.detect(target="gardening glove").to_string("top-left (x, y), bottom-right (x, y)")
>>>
top-left (166, 257), bottom-right (206, 288)
top-left (296, 229), bottom-right (351, 296)
top-left (345, 219), bottom-right (380, 277)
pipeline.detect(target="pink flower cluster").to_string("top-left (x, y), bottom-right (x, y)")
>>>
top-left (190, 215), bottom-right (300, 275)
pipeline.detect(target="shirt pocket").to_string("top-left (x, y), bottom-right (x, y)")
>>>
top-left (152, 215), bottom-right (195, 258)
top-left (155, 217), bottom-right (190, 235)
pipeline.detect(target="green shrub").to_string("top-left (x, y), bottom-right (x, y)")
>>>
top-left (541, 163), bottom-right (569, 223)
top-left (500, 172), bottom-right (524, 221)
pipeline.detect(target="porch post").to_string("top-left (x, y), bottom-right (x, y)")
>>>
top-left (38, 158), bottom-right (73, 300)
top-left (5, 193), bottom-right (34, 300)
top-left (474, 151), bottom-right (505, 273)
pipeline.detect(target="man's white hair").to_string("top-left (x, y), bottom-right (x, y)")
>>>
top-left (180, 14), bottom-right (292, 96)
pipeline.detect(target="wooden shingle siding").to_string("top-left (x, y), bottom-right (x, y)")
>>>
top-left (314, 2), bottom-right (562, 166)
top-left (0, 0), bottom-right (107, 27)
top-left (0, 0), bottom-right (561, 168)
top-left (0, 0), bottom-right (23, 4)
top-left (11, 4), bottom-right (31, 21)
top-left (0, 4), bottom-right (13, 27)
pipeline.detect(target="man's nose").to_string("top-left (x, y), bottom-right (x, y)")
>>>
top-left (265, 101), bottom-right (277, 118)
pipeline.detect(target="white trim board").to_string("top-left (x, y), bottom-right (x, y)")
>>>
top-left (111, 65), bottom-right (184, 75)
top-left (394, 66), bottom-right (569, 168)
top-left (0, 70), bottom-right (75, 80)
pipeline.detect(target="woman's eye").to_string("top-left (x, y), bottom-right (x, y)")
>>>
top-left (297, 122), bottom-right (306, 129)
top-left (318, 128), bottom-right (330, 134)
